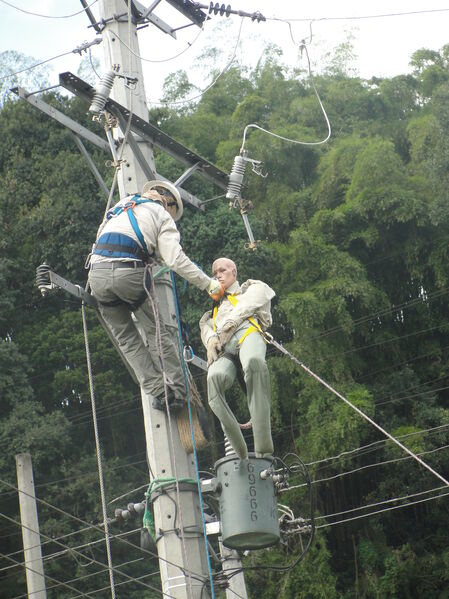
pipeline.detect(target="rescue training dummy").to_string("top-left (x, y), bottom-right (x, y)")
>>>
top-left (199, 257), bottom-right (275, 459)
top-left (87, 181), bottom-right (223, 411)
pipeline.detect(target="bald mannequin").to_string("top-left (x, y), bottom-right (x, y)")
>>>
top-left (199, 257), bottom-right (275, 459)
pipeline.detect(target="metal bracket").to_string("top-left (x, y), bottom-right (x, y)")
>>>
top-left (58, 73), bottom-right (229, 191)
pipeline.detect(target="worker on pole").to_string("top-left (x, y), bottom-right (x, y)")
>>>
top-left (87, 181), bottom-right (223, 411)
top-left (199, 257), bottom-right (275, 459)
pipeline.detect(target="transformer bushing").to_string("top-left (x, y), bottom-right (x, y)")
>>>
top-left (215, 454), bottom-right (280, 550)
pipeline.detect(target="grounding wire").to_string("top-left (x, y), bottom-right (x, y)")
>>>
top-left (0, 510), bottom-right (177, 599)
top-left (0, 0), bottom-right (98, 18)
top-left (239, 41), bottom-right (331, 153)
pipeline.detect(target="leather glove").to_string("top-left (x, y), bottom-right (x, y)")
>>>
top-left (207, 335), bottom-right (222, 367)
top-left (218, 321), bottom-right (238, 346)
top-left (206, 279), bottom-right (225, 301)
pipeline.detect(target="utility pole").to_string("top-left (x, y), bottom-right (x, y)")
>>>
top-left (15, 453), bottom-right (47, 599)
top-left (97, 2), bottom-right (212, 597)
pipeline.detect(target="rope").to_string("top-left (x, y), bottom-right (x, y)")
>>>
top-left (170, 271), bottom-right (216, 599)
top-left (81, 304), bottom-right (116, 599)
top-left (264, 333), bottom-right (449, 488)
top-left (143, 266), bottom-right (195, 599)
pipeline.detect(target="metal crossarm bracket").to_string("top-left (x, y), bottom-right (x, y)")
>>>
top-left (49, 270), bottom-right (98, 308)
top-left (59, 72), bottom-right (229, 191)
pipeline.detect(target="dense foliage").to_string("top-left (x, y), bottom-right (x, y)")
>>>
top-left (1, 42), bottom-right (449, 597)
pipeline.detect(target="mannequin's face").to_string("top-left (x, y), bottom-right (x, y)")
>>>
top-left (212, 258), bottom-right (237, 290)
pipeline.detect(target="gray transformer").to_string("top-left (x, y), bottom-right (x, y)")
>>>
top-left (215, 454), bottom-right (280, 550)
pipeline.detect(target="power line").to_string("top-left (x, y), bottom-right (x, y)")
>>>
top-left (287, 443), bottom-right (449, 491)
top-left (267, 7), bottom-right (449, 24)
top-left (0, 38), bottom-right (102, 82)
top-left (315, 488), bottom-right (449, 530)
top-left (0, 0), bottom-right (98, 18)
top-left (0, 476), bottom-right (209, 584)
top-left (342, 322), bottom-right (445, 356)
top-left (306, 286), bottom-right (449, 344)
top-left (306, 422), bottom-right (449, 469)
top-left (312, 484), bottom-right (448, 524)
top-left (0, 511), bottom-right (176, 599)
top-left (148, 17), bottom-right (245, 106)
top-left (0, 548), bottom-right (94, 599)
top-left (112, 18), bottom-right (206, 64)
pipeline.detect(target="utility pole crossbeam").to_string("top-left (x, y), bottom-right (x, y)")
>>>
top-left (58, 72), bottom-right (229, 192)
top-left (15, 454), bottom-right (47, 599)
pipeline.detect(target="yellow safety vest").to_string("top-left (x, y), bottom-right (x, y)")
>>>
top-left (212, 294), bottom-right (264, 345)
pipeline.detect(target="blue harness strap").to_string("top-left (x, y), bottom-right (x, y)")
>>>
top-left (94, 195), bottom-right (156, 261)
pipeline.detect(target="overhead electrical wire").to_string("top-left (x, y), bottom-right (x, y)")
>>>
top-left (0, 510), bottom-right (178, 599)
top-left (315, 488), bottom-right (449, 530)
top-left (0, 50), bottom-right (75, 82)
top-left (149, 17), bottom-right (245, 107)
top-left (0, 550), bottom-right (95, 599)
top-left (312, 484), bottom-right (449, 524)
top-left (307, 421), bottom-right (449, 468)
top-left (287, 443), bottom-right (449, 492)
top-left (266, 7), bottom-right (449, 24)
top-left (111, 18), bottom-right (207, 64)
top-left (240, 41), bottom-right (331, 153)
top-left (0, 0), bottom-right (98, 18)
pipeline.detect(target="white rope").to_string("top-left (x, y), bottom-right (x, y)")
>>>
top-left (266, 334), bottom-right (449, 487)
top-left (81, 304), bottom-right (116, 599)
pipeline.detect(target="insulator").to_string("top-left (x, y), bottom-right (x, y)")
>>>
top-left (35, 263), bottom-right (53, 297)
top-left (226, 155), bottom-right (247, 200)
top-left (224, 435), bottom-right (234, 456)
top-left (89, 70), bottom-right (116, 115)
top-left (209, 2), bottom-right (231, 17)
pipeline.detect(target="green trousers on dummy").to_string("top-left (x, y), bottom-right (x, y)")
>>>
top-left (207, 324), bottom-right (274, 459)
top-left (89, 266), bottom-right (185, 400)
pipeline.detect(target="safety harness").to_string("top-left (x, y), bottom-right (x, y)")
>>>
top-left (212, 293), bottom-right (265, 345)
top-left (92, 196), bottom-right (158, 311)
top-left (93, 195), bottom-right (155, 262)
top-left (211, 292), bottom-right (266, 392)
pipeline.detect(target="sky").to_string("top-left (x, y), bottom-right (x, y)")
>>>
top-left (1, 0), bottom-right (449, 102)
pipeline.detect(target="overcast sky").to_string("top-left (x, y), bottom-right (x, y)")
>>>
top-left (1, 0), bottom-right (449, 101)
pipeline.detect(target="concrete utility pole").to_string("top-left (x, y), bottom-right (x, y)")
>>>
top-left (97, 2), bottom-right (212, 597)
top-left (15, 453), bottom-right (47, 599)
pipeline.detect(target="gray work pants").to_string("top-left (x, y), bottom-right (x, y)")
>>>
top-left (207, 326), bottom-right (274, 459)
top-left (88, 266), bottom-right (185, 399)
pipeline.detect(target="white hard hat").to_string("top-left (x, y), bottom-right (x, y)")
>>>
top-left (142, 180), bottom-right (183, 221)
